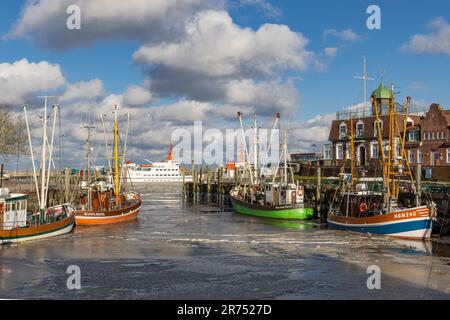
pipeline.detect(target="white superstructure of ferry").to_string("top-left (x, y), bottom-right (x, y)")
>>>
top-left (125, 146), bottom-right (192, 183)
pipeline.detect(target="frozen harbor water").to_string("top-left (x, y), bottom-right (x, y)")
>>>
top-left (1, 184), bottom-right (450, 299)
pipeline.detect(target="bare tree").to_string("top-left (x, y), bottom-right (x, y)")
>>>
top-left (0, 106), bottom-right (28, 158)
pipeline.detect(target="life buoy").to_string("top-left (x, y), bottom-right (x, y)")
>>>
top-left (100, 193), bottom-right (106, 204)
top-left (359, 202), bottom-right (368, 213)
top-left (297, 187), bottom-right (304, 197)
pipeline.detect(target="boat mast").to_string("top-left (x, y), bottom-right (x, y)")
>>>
top-left (253, 113), bottom-right (259, 183)
top-left (84, 122), bottom-right (95, 210)
top-left (396, 97), bottom-right (413, 199)
top-left (237, 112), bottom-right (254, 186)
top-left (44, 105), bottom-right (58, 209)
top-left (283, 128), bottom-right (287, 184)
top-left (259, 112), bottom-right (280, 180)
top-left (113, 105), bottom-right (120, 207)
top-left (388, 84), bottom-right (396, 206)
top-left (372, 96), bottom-right (388, 206)
top-left (100, 114), bottom-right (113, 176)
top-left (37, 96), bottom-right (54, 214)
top-left (23, 105), bottom-right (41, 208)
top-left (119, 112), bottom-right (130, 193)
top-left (349, 117), bottom-right (357, 189)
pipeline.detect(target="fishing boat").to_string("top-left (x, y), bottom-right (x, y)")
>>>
top-left (125, 144), bottom-right (192, 183)
top-left (0, 190), bottom-right (75, 244)
top-left (74, 107), bottom-right (142, 226)
top-left (230, 112), bottom-right (314, 220)
top-left (0, 100), bottom-right (75, 244)
top-left (327, 83), bottom-right (436, 240)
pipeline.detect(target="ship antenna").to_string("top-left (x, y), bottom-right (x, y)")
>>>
top-left (354, 55), bottom-right (374, 107)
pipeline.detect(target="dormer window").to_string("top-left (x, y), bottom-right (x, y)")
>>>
top-left (339, 122), bottom-right (347, 139)
top-left (406, 117), bottom-right (414, 127)
top-left (356, 120), bottom-right (364, 138)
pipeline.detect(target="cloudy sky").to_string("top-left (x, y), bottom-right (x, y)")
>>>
top-left (0, 0), bottom-right (449, 169)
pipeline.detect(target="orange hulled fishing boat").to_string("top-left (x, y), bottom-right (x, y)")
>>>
top-left (74, 106), bottom-right (142, 226)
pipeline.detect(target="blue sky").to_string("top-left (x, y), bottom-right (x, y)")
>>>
top-left (0, 0), bottom-right (449, 167)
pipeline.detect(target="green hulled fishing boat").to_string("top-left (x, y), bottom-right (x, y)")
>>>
top-left (230, 184), bottom-right (314, 220)
top-left (230, 183), bottom-right (314, 220)
top-left (229, 112), bottom-right (314, 221)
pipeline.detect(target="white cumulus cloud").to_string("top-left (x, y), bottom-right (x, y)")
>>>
top-left (134, 10), bottom-right (314, 78)
top-left (7, 0), bottom-right (216, 50)
top-left (0, 59), bottom-right (66, 105)
top-left (323, 28), bottom-right (361, 42)
top-left (59, 79), bottom-right (104, 103)
top-left (123, 85), bottom-right (153, 107)
top-left (402, 17), bottom-right (450, 57)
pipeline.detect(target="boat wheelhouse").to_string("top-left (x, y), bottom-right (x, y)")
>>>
top-left (0, 190), bottom-right (28, 231)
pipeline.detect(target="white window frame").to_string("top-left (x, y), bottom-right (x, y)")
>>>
top-left (356, 120), bottom-right (364, 138)
top-left (417, 149), bottom-right (422, 164)
top-left (339, 123), bottom-right (347, 139)
top-left (409, 150), bottom-right (415, 164)
top-left (336, 143), bottom-right (343, 160)
top-left (323, 144), bottom-right (332, 160)
top-left (373, 120), bottom-right (383, 137)
top-left (370, 141), bottom-right (378, 159)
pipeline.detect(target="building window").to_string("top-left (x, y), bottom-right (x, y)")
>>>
top-left (336, 144), bottom-right (343, 160)
top-left (339, 123), bottom-right (347, 139)
top-left (345, 143), bottom-right (350, 160)
top-left (356, 121), bottom-right (364, 138)
top-left (371, 142), bottom-right (379, 159)
top-left (373, 120), bottom-right (383, 137)
top-left (407, 130), bottom-right (420, 142)
top-left (409, 151), bottom-right (415, 164)
top-left (323, 144), bottom-right (332, 160)
top-left (418, 149), bottom-right (422, 163)
top-left (382, 141), bottom-right (389, 158)
top-left (447, 149), bottom-right (450, 164)
top-left (432, 151), bottom-right (439, 165)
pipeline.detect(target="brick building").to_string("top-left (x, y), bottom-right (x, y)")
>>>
top-left (326, 81), bottom-right (450, 170)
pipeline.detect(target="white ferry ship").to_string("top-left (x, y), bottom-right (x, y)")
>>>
top-left (125, 145), bottom-right (192, 183)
